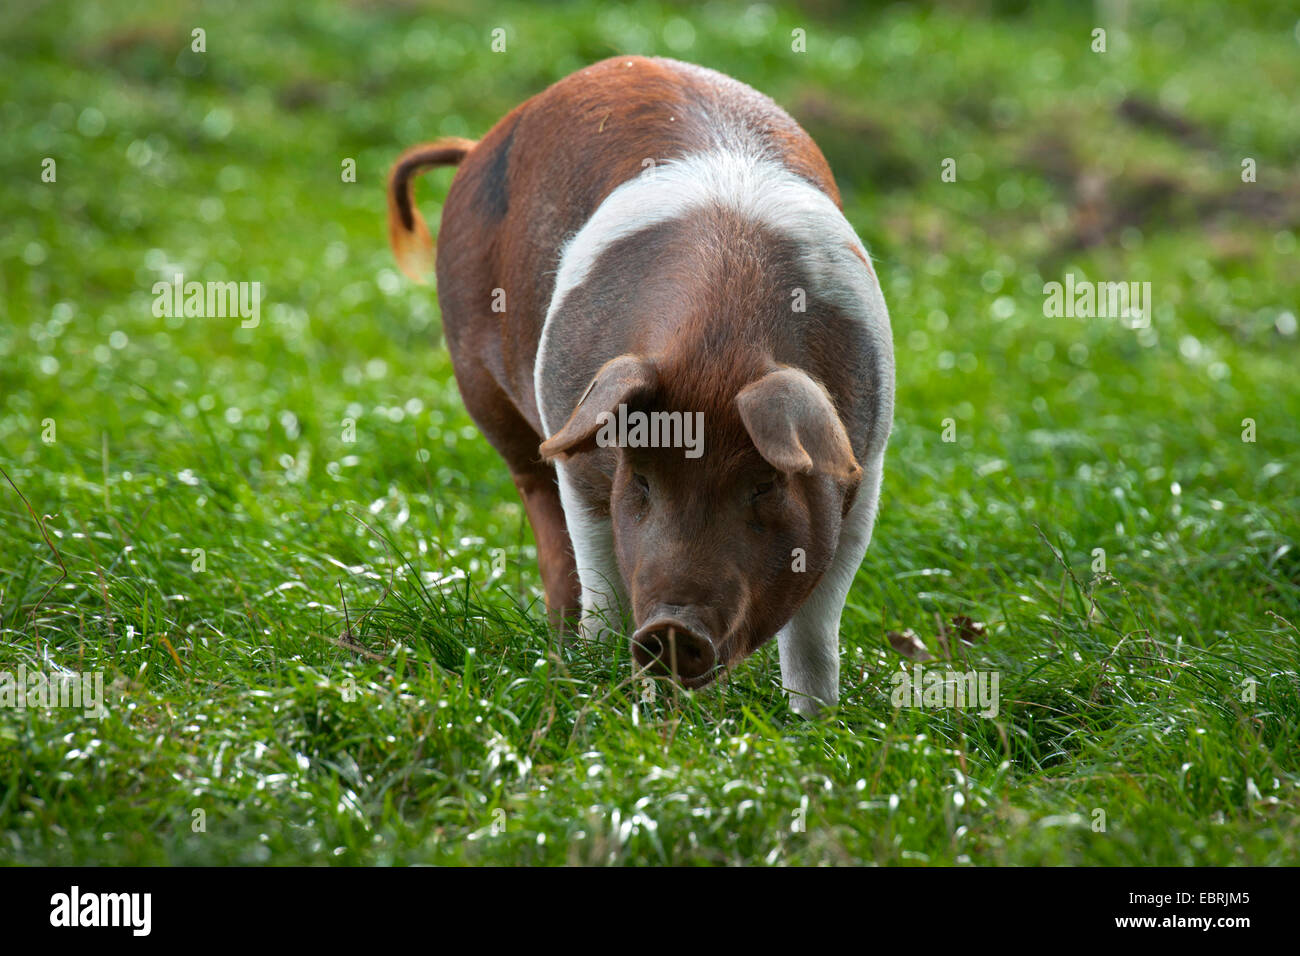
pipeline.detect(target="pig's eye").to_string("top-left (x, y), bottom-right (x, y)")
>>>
top-left (629, 473), bottom-right (651, 520)
top-left (752, 480), bottom-right (774, 499)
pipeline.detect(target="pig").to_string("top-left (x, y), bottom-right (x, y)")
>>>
top-left (387, 56), bottom-right (893, 715)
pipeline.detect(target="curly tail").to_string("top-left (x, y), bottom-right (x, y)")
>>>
top-left (386, 138), bottom-right (477, 282)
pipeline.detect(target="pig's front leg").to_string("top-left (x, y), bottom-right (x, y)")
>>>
top-left (778, 453), bottom-right (884, 717)
top-left (554, 462), bottom-right (628, 642)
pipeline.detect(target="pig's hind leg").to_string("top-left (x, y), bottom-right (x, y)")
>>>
top-left (448, 353), bottom-right (581, 629)
top-left (510, 465), bottom-right (581, 630)
top-left (776, 451), bottom-right (885, 717)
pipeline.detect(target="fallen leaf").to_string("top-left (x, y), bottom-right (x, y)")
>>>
top-left (950, 616), bottom-right (987, 645)
top-left (886, 629), bottom-right (933, 661)
top-left (330, 631), bottom-right (384, 661)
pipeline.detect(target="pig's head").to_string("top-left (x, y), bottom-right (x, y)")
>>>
top-left (540, 353), bottom-right (861, 687)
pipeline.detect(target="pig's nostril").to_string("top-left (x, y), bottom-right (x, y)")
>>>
top-left (631, 622), bottom-right (718, 684)
top-left (639, 634), bottom-right (664, 661)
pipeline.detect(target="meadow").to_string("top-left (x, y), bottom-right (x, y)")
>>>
top-left (1, 0), bottom-right (1297, 865)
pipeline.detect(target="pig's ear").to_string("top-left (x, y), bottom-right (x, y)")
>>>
top-left (736, 368), bottom-right (862, 484)
top-left (539, 355), bottom-right (657, 461)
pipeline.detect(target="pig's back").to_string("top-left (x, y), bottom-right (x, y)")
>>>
top-left (503, 55), bottom-right (842, 271)
top-left (531, 59), bottom-right (891, 460)
top-left (436, 56), bottom-right (847, 431)
top-left (438, 57), bottom-right (892, 469)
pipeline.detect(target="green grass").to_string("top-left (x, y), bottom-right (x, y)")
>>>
top-left (2, 0), bottom-right (1298, 865)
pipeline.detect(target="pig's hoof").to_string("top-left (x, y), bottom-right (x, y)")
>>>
top-left (788, 693), bottom-right (832, 719)
top-left (578, 615), bottom-right (620, 645)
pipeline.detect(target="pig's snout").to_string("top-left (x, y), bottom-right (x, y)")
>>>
top-left (631, 616), bottom-right (719, 686)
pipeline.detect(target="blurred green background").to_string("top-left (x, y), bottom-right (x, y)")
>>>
top-left (0, 0), bottom-right (1297, 865)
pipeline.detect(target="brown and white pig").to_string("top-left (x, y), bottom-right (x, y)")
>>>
top-left (388, 56), bottom-right (893, 715)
